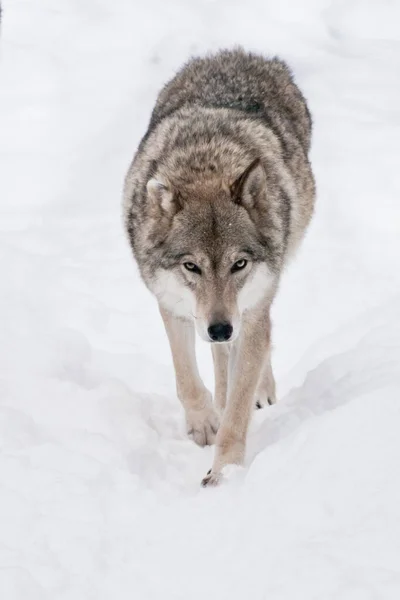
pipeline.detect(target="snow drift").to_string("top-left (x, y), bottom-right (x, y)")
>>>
top-left (0, 0), bottom-right (400, 598)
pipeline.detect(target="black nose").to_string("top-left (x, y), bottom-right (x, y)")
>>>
top-left (208, 322), bottom-right (233, 342)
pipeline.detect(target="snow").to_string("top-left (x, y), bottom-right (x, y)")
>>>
top-left (1, 0), bottom-right (400, 597)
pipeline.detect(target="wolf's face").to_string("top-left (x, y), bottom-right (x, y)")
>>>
top-left (144, 161), bottom-right (277, 342)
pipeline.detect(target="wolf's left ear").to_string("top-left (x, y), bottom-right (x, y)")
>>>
top-left (230, 159), bottom-right (267, 209)
top-left (146, 178), bottom-right (180, 217)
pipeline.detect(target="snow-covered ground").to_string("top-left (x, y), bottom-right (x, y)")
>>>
top-left (1, 0), bottom-right (400, 597)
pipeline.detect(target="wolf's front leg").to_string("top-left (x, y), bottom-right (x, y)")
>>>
top-left (160, 306), bottom-right (219, 446)
top-left (202, 306), bottom-right (271, 485)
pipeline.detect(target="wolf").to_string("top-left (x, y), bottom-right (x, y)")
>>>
top-left (123, 48), bottom-right (315, 486)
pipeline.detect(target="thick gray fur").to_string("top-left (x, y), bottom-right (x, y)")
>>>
top-left (123, 48), bottom-right (315, 485)
top-left (124, 48), bottom-right (315, 282)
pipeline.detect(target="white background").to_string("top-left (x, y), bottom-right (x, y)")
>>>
top-left (0, 1), bottom-right (400, 598)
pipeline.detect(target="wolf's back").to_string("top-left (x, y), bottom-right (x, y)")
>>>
top-left (148, 48), bottom-right (312, 155)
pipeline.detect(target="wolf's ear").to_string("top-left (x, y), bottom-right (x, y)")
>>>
top-left (146, 178), bottom-right (180, 216)
top-left (230, 159), bottom-right (267, 209)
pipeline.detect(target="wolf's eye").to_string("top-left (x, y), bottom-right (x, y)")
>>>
top-left (184, 262), bottom-right (201, 275)
top-left (231, 259), bottom-right (248, 273)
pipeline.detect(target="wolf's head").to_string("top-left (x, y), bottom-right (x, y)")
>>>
top-left (143, 159), bottom-right (280, 343)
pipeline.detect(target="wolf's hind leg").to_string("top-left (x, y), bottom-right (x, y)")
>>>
top-left (255, 348), bottom-right (277, 409)
top-left (211, 343), bottom-right (230, 414)
top-left (159, 305), bottom-right (219, 446)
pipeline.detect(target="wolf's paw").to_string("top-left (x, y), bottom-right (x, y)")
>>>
top-left (255, 394), bottom-right (277, 409)
top-left (201, 464), bottom-right (244, 487)
top-left (201, 469), bottom-right (221, 487)
top-left (186, 404), bottom-right (220, 447)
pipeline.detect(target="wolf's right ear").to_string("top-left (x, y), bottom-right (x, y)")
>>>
top-left (146, 178), bottom-right (180, 216)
